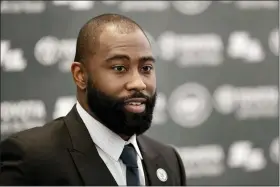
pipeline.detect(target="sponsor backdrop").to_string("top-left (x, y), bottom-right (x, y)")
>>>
top-left (1, 1), bottom-right (279, 186)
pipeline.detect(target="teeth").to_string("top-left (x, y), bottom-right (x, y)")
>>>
top-left (128, 102), bottom-right (141, 106)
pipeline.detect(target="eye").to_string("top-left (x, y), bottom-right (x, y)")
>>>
top-left (112, 65), bottom-right (127, 72)
top-left (141, 65), bottom-right (153, 73)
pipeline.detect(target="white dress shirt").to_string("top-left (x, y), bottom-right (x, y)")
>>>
top-left (76, 101), bottom-right (146, 186)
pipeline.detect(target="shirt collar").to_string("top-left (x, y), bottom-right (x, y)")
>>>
top-left (125, 133), bottom-right (143, 160)
top-left (76, 101), bottom-right (143, 161)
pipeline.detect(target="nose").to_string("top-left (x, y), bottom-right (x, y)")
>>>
top-left (125, 72), bottom-right (146, 92)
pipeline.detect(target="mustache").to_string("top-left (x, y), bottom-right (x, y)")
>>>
top-left (121, 92), bottom-right (150, 103)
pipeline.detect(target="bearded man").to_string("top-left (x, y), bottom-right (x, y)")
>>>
top-left (0, 13), bottom-right (186, 186)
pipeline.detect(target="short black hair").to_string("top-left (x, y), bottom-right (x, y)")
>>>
top-left (74, 13), bottom-right (149, 64)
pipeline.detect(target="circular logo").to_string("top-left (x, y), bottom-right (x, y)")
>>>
top-left (269, 28), bottom-right (279, 56)
top-left (156, 168), bottom-right (168, 182)
top-left (270, 137), bottom-right (279, 164)
top-left (168, 83), bottom-right (212, 128)
top-left (34, 36), bottom-right (59, 66)
top-left (213, 85), bottom-right (236, 114)
top-left (172, 1), bottom-right (212, 15)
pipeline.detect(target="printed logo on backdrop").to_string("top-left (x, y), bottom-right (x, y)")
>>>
top-left (1, 100), bottom-right (46, 135)
top-left (227, 31), bottom-right (265, 63)
top-left (1, 40), bottom-right (27, 72)
top-left (168, 83), bottom-right (213, 128)
top-left (34, 36), bottom-right (76, 72)
top-left (228, 141), bottom-right (267, 172)
top-left (269, 28), bottom-right (279, 56)
top-left (176, 145), bottom-right (225, 178)
top-left (172, 1), bottom-right (212, 15)
top-left (157, 32), bottom-right (223, 67)
top-left (270, 137), bottom-right (279, 164)
top-left (1, 1), bottom-right (46, 14)
top-left (53, 96), bottom-right (76, 119)
top-left (213, 85), bottom-right (279, 120)
top-left (152, 92), bottom-right (168, 126)
top-left (52, 1), bottom-right (94, 11)
top-left (212, 85), bottom-right (236, 115)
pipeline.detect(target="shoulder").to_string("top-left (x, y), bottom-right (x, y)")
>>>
top-left (1, 117), bottom-right (69, 157)
top-left (138, 135), bottom-right (178, 160)
top-left (138, 135), bottom-right (187, 185)
top-left (0, 117), bottom-right (74, 185)
top-left (139, 135), bottom-right (175, 150)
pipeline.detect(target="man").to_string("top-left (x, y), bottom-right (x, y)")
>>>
top-left (0, 14), bottom-right (186, 186)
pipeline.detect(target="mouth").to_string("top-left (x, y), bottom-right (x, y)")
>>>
top-left (124, 98), bottom-right (147, 113)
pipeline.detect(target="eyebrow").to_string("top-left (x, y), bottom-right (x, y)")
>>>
top-left (105, 54), bottom-right (156, 63)
top-left (105, 54), bottom-right (129, 63)
top-left (139, 56), bottom-right (156, 63)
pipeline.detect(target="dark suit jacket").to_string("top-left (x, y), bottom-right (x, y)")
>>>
top-left (0, 105), bottom-right (186, 186)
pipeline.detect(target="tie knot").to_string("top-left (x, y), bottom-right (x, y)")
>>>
top-left (120, 144), bottom-right (138, 168)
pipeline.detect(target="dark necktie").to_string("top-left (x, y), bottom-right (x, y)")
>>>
top-left (120, 144), bottom-right (140, 186)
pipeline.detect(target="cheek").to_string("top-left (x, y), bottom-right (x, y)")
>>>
top-left (144, 74), bottom-right (156, 94)
top-left (91, 69), bottom-right (125, 95)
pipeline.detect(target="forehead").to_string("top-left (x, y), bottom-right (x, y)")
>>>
top-left (97, 25), bottom-right (152, 56)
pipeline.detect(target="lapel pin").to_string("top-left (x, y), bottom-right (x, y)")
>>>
top-left (156, 168), bottom-right (168, 182)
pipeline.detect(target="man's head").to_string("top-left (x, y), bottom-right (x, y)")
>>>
top-left (71, 14), bottom-right (157, 138)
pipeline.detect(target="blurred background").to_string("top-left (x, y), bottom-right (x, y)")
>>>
top-left (1, 1), bottom-right (279, 186)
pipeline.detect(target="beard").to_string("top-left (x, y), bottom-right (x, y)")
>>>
top-left (86, 78), bottom-right (157, 137)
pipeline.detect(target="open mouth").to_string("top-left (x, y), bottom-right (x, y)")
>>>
top-left (124, 98), bottom-right (147, 113)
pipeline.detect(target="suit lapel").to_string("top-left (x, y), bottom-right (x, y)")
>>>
top-left (64, 106), bottom-right (118, 186)
top-left (137, 136), bottom-right (174, 186)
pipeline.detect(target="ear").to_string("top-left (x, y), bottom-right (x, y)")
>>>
top-left (71, 62), bottom-right (87, 90)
